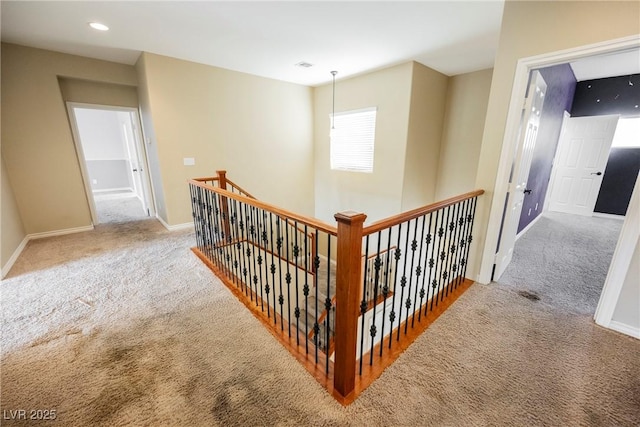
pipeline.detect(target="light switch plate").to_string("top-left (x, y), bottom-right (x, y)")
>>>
top-left (183, 157), bottom-right (195, 166)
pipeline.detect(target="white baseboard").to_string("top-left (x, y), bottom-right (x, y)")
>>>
top-left (608, 320), bottom-right (640, 339)
top-left (2, 225), bottom-right (94, 278)
top-left (516, 213), bottom-right (542, 241)
top-left (27, 225), bottom-right (94, 240)
top-left (156, 215), bottom-right (194, 231)
top-left (1, 236), bottom-right (29, 279)
top-left (593, 212), bottom-right (625, 221)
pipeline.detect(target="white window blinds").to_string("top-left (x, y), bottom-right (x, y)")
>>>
top-left (330, 107), bottom-right (377, 173)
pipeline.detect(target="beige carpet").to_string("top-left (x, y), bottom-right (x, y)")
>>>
top-left (2, 218), bottom-right (639, 426)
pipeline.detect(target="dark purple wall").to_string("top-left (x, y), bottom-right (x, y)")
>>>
top-left (571, 73), bottom-right (640, 215)
top-left (517, 64), bottom-right (577, 234)
top-left (571, 74), bottom-right (640, 117)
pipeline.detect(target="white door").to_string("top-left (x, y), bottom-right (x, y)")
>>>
top-left (547, 115), bottom-right (619, 216)
top-left (129, 112), bottom-right (155, 217)
top-left (122, 117), bottom-right (145, 207)
top-left (494, 71), bottom-right (547, 280)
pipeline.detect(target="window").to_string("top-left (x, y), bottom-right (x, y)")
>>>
top-left (611, 118), bottom-right (640, 148)
top-left (330, 107), bottom-right (377, 173)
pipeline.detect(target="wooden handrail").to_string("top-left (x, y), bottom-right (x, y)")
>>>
top-left (192, 176), bottom-right (220, 183)
top-left (226, 178), bottom-right (257, 199)
top-left (189, 179), bottom-right (338, 236)
top-left (362, 189), bottom-right (484, 236)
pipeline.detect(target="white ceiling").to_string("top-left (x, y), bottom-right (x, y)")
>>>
top-left (570, 49), bottom-right (640, 82)
top-left (0, 1), bottom-right (506, 86)
top-left (3, 2), bottom-right (637, 87)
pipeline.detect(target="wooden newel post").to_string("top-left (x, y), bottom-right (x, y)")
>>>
top-left (333, 210), bottom-right (367, 398)
top-left (216, 170), bottom-right (231, 242)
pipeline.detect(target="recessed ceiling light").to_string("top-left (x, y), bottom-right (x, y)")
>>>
top-left (89, 22), bottom-right (109, 31)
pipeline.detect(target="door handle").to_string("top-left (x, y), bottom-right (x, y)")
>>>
top-left (523, 189), bottom-right (532, 195)
top-left (590, 172), bottom-right (602, 176)
top-left (132, 168), bottom-right (138, 172)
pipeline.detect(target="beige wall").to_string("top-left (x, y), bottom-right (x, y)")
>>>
top-left (436, 68), bottom-right (493, 200)
top-left (135, 53), bottom-right (314, 226)
top-left (1, 156), bottom-right (26, 274)
top-left (471, 1), bottom-right (640, 281)
top-left (313, 63), bottom-right (413, 224)
top-left (401, 62), bottom-right (449, 211)
top-left (59, 78), bottom-right (138, 108)
top-left (1, 43), bottom-right (137, 234)
top-left (136, 54), bottom-right (168, 222)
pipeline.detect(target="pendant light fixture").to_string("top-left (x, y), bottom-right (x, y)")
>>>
top-left (331, 71), bottom-right (338, 130)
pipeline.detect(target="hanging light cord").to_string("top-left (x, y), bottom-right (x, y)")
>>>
top-left (331, 71), bottom-right (337, 129)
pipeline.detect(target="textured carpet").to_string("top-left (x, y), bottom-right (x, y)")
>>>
top-left (496, 212), bottom-right (623, 315)
top-left (2, 218), bottom-right (639, 426)
top-left (95, 195), bottom-right (147, 224)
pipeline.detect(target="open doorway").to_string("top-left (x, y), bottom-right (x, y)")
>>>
top-left (67, 104), bottom-right (155, 225)
top-left (480, 41), bottom-right (638, 332)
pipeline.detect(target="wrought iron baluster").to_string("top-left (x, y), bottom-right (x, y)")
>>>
top-left (276, 217), bottom-right (285, 331)
top-left (325, 234), bottom-right (332, 375)
top-left (396, 220), bottom-right (411, 341)
top-left (418, 213), bottom-right (433, 321)
top-left (303, 224), bottom-right (310, 354)
top-left (404, 218), bottom-right (420, 335)
top-left (443, 204), bottom-right (457, 298)
top-left (293, 221), bottom-right (301, 346)
top-left (284, 219), bottom-right (292, 337)
top-left (447, 202), bottom-right (463, 293)
top-left (438, 206), bottom-right (452, 303)
top-left (258, 210), bottom-right (270, 318)
top-left (313, 231), bottom-right (320, 364)
top-left (411, 214), bottom-right (427, 327)
top-left (411, 215), bottom-right (431, 327)
top-left (253, 207), bottom-right (265, 311)
top-left (369, 231), bottom-right (383, 366)
top-left (379, 227), bottom-right (393, 357)
top-left (461, 197), bottom-right (478, 281)
top-left (388, 223), bottom-right (402, 350)
top-left (454, 199), bottom-right (470, 289)
top-left (268, 213), bottom-right (278, 324)
top-left (431, 210), bottom-right (445, 311)
top-left (359, 235), bottom-right (370, 374)
top-left (232, 199), bottom-right (248, 295)
top-left (240, 203), bottom-right (255, 302)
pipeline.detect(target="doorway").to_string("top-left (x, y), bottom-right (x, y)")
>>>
top-left (67, 104), bottom-right (155, 224)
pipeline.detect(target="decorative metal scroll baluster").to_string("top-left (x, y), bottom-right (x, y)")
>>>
top-left (442, 205), bottom-right (454, 299)
top-left (276, 218), bottom-right (285, 331)
top-left (293, 221), bottom-right (301, 346)
top-left (368, 231), bottom-right (382, 366)
top-left (226, 200), bottom-right (239, 287)
top-left (388, 223), bottom-right (401, 350)
top-left (379, 227), bottom-right (392, 357)
top-left (446, 203), bottom-right (462, 295)
top-left (454, 199), bottom-right (470, 289)
top-left (313, 231), bottom-right (320, 364)
top-left (418, 214), bottom-right (433, 321)
top-left (268, 213), bottom-right (278, 324)
top-left (303, 224), bottom-right (310, 353)
top-left (359, 235), bottom-right (370, 374)
top-left (233, 199), bottom-right (248, 296)
top-left (431, 209), bottom-right (445, 310)
top-left (425, 210), bottom-right (438, 316)
top-left (253, 207), bottom-right (265, 311)
top-left (240, 203), bottom-right (255, 302)
top-left (396, 220), bottom-right (411, 341)
top-left (461, 197), bottom-right (478, 281)
top-left (411, 215), bottom-right (427, 328)
top-left (284, 220), bottom-right (292, 337)
top-left (459, 199), bottom-right (473, 287)
top-left (325, 234), bottom-right (332, 374)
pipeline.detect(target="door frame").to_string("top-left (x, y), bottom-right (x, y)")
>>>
top-left (493, 70), bottom-right (547, 280)
top-left (478, 35), bottom-right (640, 285)
top-left (66, 102), bottom-right (156, 224)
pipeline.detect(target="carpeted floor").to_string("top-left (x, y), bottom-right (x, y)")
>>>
top-left (2, 217), bottom-right (639, 426)
top-left (94, 194), bottom-right (148, 224)
top-left (496, 212), bottom-right (623, 316)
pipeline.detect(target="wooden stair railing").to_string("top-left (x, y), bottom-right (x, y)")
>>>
top-left (189, 172), bottom-right (484, 405)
